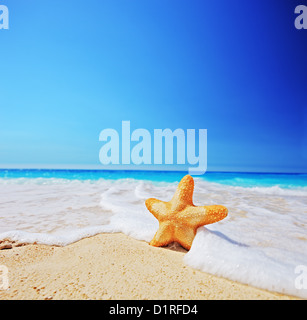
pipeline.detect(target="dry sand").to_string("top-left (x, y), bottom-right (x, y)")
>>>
top-left (0, 233), bottom-right (298, 300)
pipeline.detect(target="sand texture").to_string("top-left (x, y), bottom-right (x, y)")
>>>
top-left (0, 233), bottom-right (298, 300)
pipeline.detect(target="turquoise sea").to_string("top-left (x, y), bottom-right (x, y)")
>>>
top-left (0, 169), bottom-right (306, 188)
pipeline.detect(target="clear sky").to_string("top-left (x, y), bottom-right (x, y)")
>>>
top-left (0, 0), bottom-right (307, 173)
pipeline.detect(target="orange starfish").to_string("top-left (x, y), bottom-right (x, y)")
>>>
top-left (145, 175), bottom-right (228, 250)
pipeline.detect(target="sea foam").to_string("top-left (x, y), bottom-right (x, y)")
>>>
top-left (0, 177), bottom-right (307, 298)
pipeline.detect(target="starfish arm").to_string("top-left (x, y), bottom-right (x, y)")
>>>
top-left (171, 175), bottom-right (194, 209)
top-left (145, 198), bottom-right (168, 220)
top-left (149, 222), bottom-right (173, 247)
top-left (203, 205), bottom-right (228, 225)
top-left (174, 225), bottom-right (197, 250)
top-left (181, 205), bottom-right (228, 227)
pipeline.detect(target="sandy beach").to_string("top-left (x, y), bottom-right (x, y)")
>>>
top-left (0, 233), bottom-right (298, 300)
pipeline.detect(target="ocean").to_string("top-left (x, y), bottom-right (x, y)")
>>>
top-left (0, 169), bottom-right (307, 298)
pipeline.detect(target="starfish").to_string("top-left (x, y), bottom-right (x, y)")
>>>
top-left (145, 175), bottom-right (228, 250)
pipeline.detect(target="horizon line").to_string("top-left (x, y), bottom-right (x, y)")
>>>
top-left (0, 166), bottom-right (306, 175)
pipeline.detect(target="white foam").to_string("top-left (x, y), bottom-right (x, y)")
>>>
top-left (0, 177), bottom-right (307, 298)
top-left (184, 228), bottom-right (307, 298)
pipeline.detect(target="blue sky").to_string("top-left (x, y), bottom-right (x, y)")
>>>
top-left (0, 0), bottom-right (306, 173)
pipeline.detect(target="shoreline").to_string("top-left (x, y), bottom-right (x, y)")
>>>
top-left (0, 233), bottom-right (299, 300)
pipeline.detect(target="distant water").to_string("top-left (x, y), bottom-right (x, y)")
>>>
top-left (0, 169), bottom-right (307, 298)
top-left (1, 168), bottom-right (307, 187)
